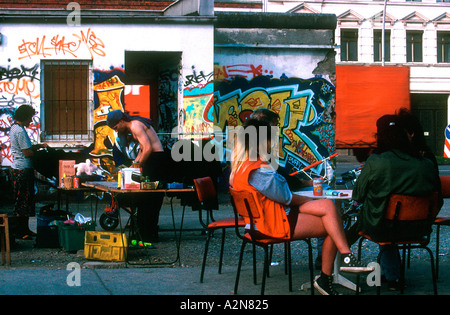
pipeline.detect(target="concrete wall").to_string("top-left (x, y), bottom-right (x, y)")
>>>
top-left (213, 12), bottom-right (337, 178)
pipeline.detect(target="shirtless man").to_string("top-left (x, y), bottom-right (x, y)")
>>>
top-left (107, 110), bottom-right (170, 242)
top-left (108, 110), bottom-right (163, 168)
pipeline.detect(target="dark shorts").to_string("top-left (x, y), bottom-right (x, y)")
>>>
top-left (246, 207), bottom-right (299, 240)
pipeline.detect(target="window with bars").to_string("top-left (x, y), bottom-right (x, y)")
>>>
top-left (41, 60), bottom-right (93, 143)
top-left (438, 32), bottom-right (450, 63)
top-left (374, 29), bottom-right (391, 62)
top-left (341, 29), bottom-right (358, 61)
top-left (406, 31), bottom-right (423, 62)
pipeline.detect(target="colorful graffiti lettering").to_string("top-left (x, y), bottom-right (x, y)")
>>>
top-left (214, 75), bottom-right (335, 175)
top-left (0, 61), bottom-right (41, 165)
top-left (180, 81), bottom-right (214, 138)
top-left (18, 28), bottom-right (105, 60)
top-left (91, 72), bottom-right (125, 157)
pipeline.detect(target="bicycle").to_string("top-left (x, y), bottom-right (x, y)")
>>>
top-left (335, 164), bottom-right (364, 230)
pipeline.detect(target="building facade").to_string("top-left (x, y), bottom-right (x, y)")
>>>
top-left (0, 0), bottom-right (215, 173)
top-left (0, 1), bottom-right (338, 181)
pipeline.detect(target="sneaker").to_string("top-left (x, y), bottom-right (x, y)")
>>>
top-left (314, 274), bottom-right (341, 295)
top-left (339, 253), bottom-right (375, 274)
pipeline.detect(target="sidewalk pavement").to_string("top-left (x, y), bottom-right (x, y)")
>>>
top-left (0, 193), bottom-right (448, 297)
top-left (0, 158), bottom-right (449, 297)
top-left (0, 259), bottom-right (448, 296)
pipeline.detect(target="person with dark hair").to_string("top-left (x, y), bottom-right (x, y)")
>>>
top-left (352, 114), bottom-right (440, 290)
top-left (9, 105), bottom-right (47, 239)
top-left (396, 108), bottom-right (442, 208)
top-left (230, 118), bottom-right (373, 295)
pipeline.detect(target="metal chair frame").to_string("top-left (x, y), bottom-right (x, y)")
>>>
top-left (195, 177), bottom-right (245, 283)
top-left (356, 193), bottom-right (438, 295)
top-left (229, 187), bottom-right (314, 295)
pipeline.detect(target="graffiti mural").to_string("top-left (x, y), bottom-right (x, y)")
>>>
top-left (181, 81), bottom-right (214, 137)
top-left (0, 61), bottom-right (41, 166)
top-left (179, 66), bottom-right (214, 139)
top-left (214, 74), bottom-right (335, 177)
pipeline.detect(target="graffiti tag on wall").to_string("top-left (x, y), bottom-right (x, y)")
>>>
top-left (0, 62), bottom-right (41, 165)
top-left (179, 66), bottom-right (214, 139)
top-left (18, 28), bottom-right (105, 60)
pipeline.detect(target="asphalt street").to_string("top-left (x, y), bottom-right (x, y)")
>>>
top-left (0, 156), bottom-right (449, 300)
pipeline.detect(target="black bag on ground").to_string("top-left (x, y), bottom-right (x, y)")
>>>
top-left (35, 204), bottom-right (66, 248)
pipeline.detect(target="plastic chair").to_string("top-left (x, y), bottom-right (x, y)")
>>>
top-left (229, 187), bottom-right (314, 295)
top-left (434, 176), bottom-right (450, 280)
top-left (356, 193), bottom-right (438, 295)
top-left (194, 177), bottom-right (245, 283)
top-left (0, 214), bottom-right (11, 266)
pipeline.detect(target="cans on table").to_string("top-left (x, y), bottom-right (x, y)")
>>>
top-left (73, 176), bottom-right (80, 188)
top-left (313, 177), bottom-right (323, 196)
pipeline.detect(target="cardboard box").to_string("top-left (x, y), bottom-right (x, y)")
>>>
top-left (59, 160), bottom-right (75, 187)
top-left (121, 168), bottom-right (141, 190)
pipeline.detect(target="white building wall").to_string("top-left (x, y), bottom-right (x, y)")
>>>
top-left (265, 1), bottom-right (450, 99)
top-left (0, 21), bottom-right (214, 165)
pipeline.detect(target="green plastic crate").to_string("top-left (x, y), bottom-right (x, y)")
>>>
top-left (58, 223), bottom-right (96, 252)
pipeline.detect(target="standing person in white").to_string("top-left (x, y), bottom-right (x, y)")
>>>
top-left (9, 105), bottom-right (47, 240)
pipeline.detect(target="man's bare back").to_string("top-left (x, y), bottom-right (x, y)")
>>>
top-left (129, 120), bottom-right (163, 165)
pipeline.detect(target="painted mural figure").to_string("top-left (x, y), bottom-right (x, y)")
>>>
top-left (9, 105), bottom-right (47, 240)
top-left (106, 110), bottom-right (171, 242)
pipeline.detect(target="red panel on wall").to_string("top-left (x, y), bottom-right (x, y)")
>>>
top-left (335, 66), bottom-right (410, 148)
top-left (124, 85), bottom-right (150, 118)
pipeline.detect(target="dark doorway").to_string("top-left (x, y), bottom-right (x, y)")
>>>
top-left (124, 51), bottom-right (181, 133)
top-left (411, 93), bottom-right (449, 156)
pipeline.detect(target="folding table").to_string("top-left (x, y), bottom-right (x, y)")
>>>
top-left (82, 181), bottom-right (195, 266)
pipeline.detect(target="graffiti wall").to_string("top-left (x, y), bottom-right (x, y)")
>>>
top-left (0, 62), bottom-right (41, 166)
top-left (214, 58), bottom-right (336, 179)
top-left (0, 27), bottom-right (108, 167)
top-left (0, 22), bottom-right (214, 172)
top-left (179, 66), bottom-right (215, 139)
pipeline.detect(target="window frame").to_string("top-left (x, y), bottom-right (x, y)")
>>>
top-left (340, 29), bottom-right (359, 62)
top-left (406, 30), bottom-right (423, 63)
top-left (437, 31), bottom-right (450, 63)
top-left (373, 29), bottom-right (391, 62)
top-left (40, 59), bottom-right (94, 145)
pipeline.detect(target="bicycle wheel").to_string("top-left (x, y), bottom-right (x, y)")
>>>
top-left (99, 213), bottom-right (119, 231)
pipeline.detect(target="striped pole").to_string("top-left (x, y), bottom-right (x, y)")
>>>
top-left (444, 125), bottom-right (450, 158)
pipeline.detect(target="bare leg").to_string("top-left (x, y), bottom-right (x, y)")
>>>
top-left (291, 199), bottom-right (351, 275)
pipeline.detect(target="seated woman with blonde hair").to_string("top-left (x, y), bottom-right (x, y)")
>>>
top-left (229, 118), bottom-right (372, 295)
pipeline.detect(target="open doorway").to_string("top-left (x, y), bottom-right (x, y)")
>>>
top-left (411, 93), bottom-right (449, 156)
top-left (124, 51), bottom-right (182, 136)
